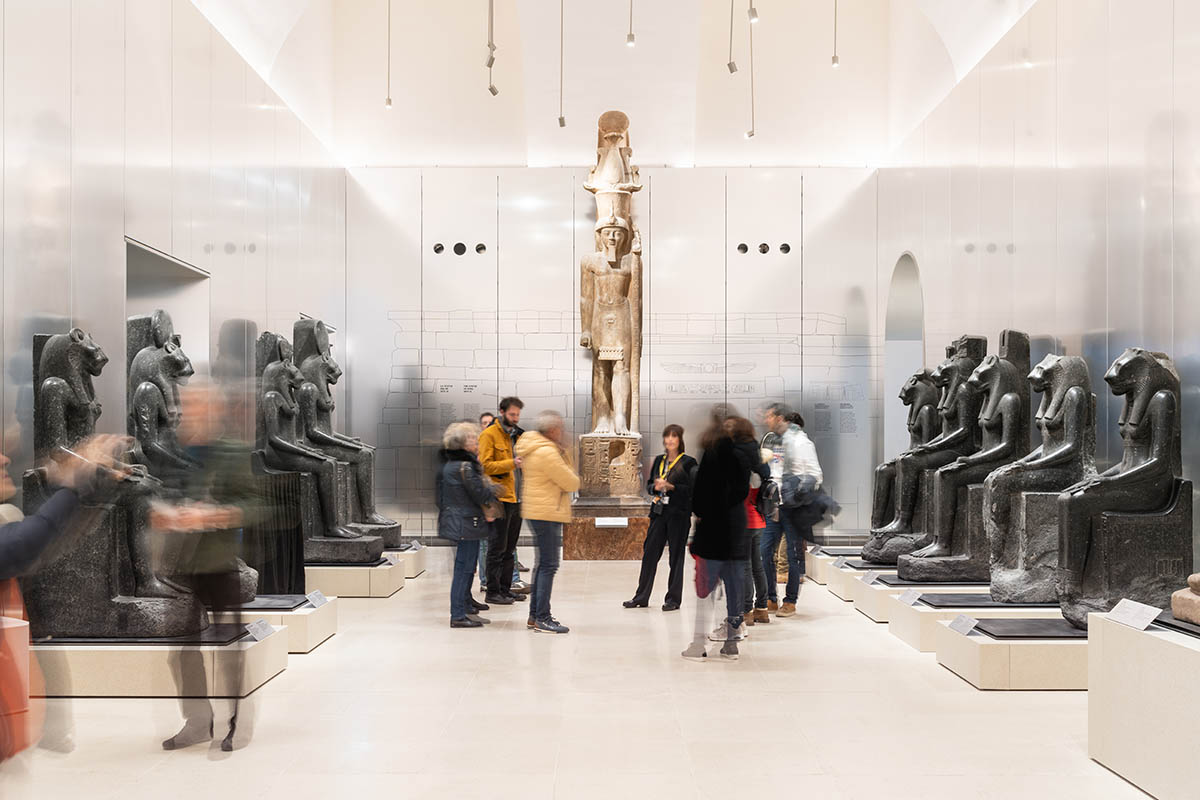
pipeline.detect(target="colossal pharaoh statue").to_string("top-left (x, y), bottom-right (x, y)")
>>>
top-left (21, 328), bottom-right (204, 638)
top-left (1056, 347), bottom-right (1192, 628)
top-left (899, 330), bottom-right (1031, 582)
top-left (294, 318), bottom-right (400, 545)
top-left (578, 111), bottom-right (645, 502)
top-left (983, 355), bottom-right (1096, 603)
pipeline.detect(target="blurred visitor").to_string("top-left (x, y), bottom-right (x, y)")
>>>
top-left (436, 421), bottom-right (499, 629)
top-left (738, 428), bottom-right (772, 626)
top-left (479, 397), bottom-right (529, 604)
top-left (514, 411), bottom-right (579, 634)
top-left (475, 410), bottom-right (522, 593)
top-left (624, 424), bottom-right (696, 611)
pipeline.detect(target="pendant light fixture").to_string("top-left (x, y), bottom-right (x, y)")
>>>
top-left (486, 0), bottom-right (499, 95)
top-left (831, 0), bottom-right (840, 67)
top-left (626, 0), bottom-right (635, 47)
top-left (726, 0), bottom-right (737, 73)
top-left (748, 3), bottom-right (759, 23)
top-left (558, 0), bottom-right (566, 126)
top-left (745, 0), bottom-right (755, 138)
top-left (384, 0), bottom-right (393, 108)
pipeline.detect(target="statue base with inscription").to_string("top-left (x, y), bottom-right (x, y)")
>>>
top-left (567, 433), bottom-right (650, 560)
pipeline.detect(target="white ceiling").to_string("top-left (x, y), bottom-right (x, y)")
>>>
top-left (196, 0), bottom-right (1037, 168)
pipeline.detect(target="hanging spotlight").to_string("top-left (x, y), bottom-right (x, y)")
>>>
top-left (486, 0), bottom-right (499, 93)
top-left (748, 4), bottom-right (759, 23)
top-left (626, 33), bottom-right (636, 47)
top-left (626, 0), bottom-right (635, 47)
top-left (831, 55), bottom-right (839, 68)
top-left (385, 97), bottom-right (393, 109)
top-left (489, 80), bottom-right (499, 96)
top-left (384, 0), bottom-right (392, 109)
top-left (485, 50), bottom-right (495, 68)
top-left (831, 0), bottom-right (839, 68)
top-left (558, 116), bottom-right (566, 128)
top-left (744, 130), bottom-right (755, 139)
top-left (557, 0), bottom-right (566, 126)
top-left (726, 0), bottom-right (738, 73)
top-left (745, 0), bottom-right (756, 139)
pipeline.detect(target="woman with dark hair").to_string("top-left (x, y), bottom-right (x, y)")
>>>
top-left (682, 410), bottom-right (754, 661)
top-left (624, 424), bottom-right (696, 611)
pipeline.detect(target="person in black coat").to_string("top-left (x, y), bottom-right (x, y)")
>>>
top-left (624, 424), bottom-right (697, 611)
top-left (683, 411), bottom-right (755, 661)
top-left (436, 422), bottom-right (501, 628)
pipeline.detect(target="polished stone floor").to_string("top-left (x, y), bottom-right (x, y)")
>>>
top-left (0, 547), bottom-right (1148, 799)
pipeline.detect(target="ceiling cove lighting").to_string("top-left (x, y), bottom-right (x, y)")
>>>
top-left (726, 0), bottom-right (738, 72)
top-left (831, 0), bottom-right (839, 67)
top-left (384, 0), bottom-right (392, 108)
top-left (626, 0), bottom-right (635, 46)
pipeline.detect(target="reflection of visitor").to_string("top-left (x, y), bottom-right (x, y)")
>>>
top-left (514, 411), bottom-right (579, 634)
top-left (624, 424), bottom-right (696, 611)
top-left (759, 404), bottom-right (823, 618)
top-left (436, 422), bottom-right (498, 629)
top-left (480, 397), bottom-right (529, 604)
top-left (0, 433), bottom-right (129, 762)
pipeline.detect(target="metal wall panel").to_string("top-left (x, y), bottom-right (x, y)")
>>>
top-left (123, 0), bottom-right (172, 254)
top-left (170, 0), bottom-right (211, 271)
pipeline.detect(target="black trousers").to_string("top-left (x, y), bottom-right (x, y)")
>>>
top-left (632, 511), bottom-right (690, 606)
top-left (486, 501), bottom-right (522, 595)
top-left (172, 568), bottom-right (244, 726)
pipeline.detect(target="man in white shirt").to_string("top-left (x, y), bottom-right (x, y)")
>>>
top-left (760, 403), bottom-right (823, 617)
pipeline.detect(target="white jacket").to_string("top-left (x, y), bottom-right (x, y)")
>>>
top-left (781, 424), bottom-right (823, 487)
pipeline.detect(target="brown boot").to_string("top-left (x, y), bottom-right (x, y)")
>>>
top-left (743, 613), bottom-right (756, 626)
top-left (752, 608), bottom-right (770, 624)
top-left (767, 600), bottom-right (779, 612)
top-left (777, 602), bottom-right (797, 617)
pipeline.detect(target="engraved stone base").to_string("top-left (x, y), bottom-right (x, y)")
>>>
top-left (563, 516), bottom-right (650, 560)
top-left (897, 484), bottom-right (988, 582)
top-left (990, 491), bottom-right (1059, 603)
top-left (1061, 478), bottom-right (1193, 629)
top-left (579, 433), bottom-right (644, 499)
top-left (347, 521), bottom-right (403, 548)
top-left (304, 534), bottom-right (385, 565)
top-left (861, 469), bottom-right (934, 564)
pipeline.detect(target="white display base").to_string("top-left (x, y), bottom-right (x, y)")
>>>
top-left (934, 620), bottom-right (1087, 690)
top-left (889, 601), bottom-right (1063, 653)
top-left (826, 565), bottom-right (897, 602)
top-left (210, 597), bottom-right (339, 654)
top-left (1088, 613), bottom-right (1200, 800)
top-left (854, 581), bottom-right (989, 623)
top-left (397, 547), bottom-right (426, 578)
top-left (805, 550), bottom-right (833, 585)
top-left (305, 562), bottom-right (405, 598)
top-left (32, 625), bottom-right (288, 698)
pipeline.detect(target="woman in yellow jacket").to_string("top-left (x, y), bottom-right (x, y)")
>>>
top-left (513, 410), bottom-right (580, 634)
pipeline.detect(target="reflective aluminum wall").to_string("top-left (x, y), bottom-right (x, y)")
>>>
top-left (875, 0), bottom-right (1200, 556)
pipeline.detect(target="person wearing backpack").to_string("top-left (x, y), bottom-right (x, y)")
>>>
top-left (760, 403), bottom-right (822, 618)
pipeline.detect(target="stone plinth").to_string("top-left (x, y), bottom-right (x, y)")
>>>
top-left (1089, 613), bottom-right (1200, 800)
top-left (888, 599), bottom-right (1063, 653)
top-left (210, 596), bottom-right (338, 654)
top-left (564, 515), bottom-right (650, 560)
top-left (579, 433), bottom-right (644, 499)
top-left (304, 561), bottom-right (403, 598)
top-left (861, 469), bottom-right (934, 564)
top-left (1062, 478), bottom-right (1193, 628)
top-left (897, 484), bottom-right (988, 582)
top-left (991, 491), bottom-right (1059, 603)
top-left (934, 620), bottom-right (1087, 690)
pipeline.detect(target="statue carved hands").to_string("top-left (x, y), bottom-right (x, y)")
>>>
top-left (580, 331), bottom-right (593, 350)
top-left (631, 230), bottom-right (642, 254)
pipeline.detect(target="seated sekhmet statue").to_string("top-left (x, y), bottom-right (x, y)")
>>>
top-left (1056, 347), bottom-right (1192, 628)
top-left (864, 336), bottom-right (987, 563)
top-left (21, 328), bottom-right (205, 638)
top-left (983, 355), bottom-right (1096, 603)
top-left (899, 330), bottom-right (1031, 582)
top-left (255, 331), bottom-right (383, 564)
top-left (293, 319), bottom-right (400, 545)
top-left (868, 368), bottom-right (940, 534)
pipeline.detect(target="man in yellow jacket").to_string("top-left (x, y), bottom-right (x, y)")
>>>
top-left (514, 410), bottom-right (580, 634)
top-left (479, 397), bottom-right (527, 604)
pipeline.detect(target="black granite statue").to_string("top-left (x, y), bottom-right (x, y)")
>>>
top-left (294, 319), bottom-right (400, 544)
top-left (864, 335), bottom-right (987, 563)
top-left (899, 331), bottom-right (1031, 582)
top-left (127, 310), bottom-right (201, 477)
top-left (21, 328), bottom-right (204, 638)
top-left (255, 332), bottom-right (383, 563)
top-left (869, 369), bottom-right (940, 530)
top-left (1056, 347), bottom-right (1193, 628)
top-left (984, 355), bottom-right (1095, 603)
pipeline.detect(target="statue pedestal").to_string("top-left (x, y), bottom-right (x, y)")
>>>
top-left (304, 560), bottom-right (404, 598)
top-left (210, 595), bottom-right (338, 654)
top-left (566, 433), bottom-right (650, 560)
top-left (578, 433), bottom-right (644, 499)
top-left (897, 484), bottom-right (989, 582)
top-left (934, 618), bottom-right (1087, 690)
top-left (990, 491), bottom-right (1059, 603)
top-left (861, 469), bottom-right (935, 564)
top-left (889, 597), bottom-right (1062, 653)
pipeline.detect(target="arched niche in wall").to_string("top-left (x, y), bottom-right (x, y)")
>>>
top-left (883, 253), bottom-right (925, 458)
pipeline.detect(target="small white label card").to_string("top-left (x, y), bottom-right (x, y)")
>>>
top-left (948, 614), bottom-right (979, 636)
top-left (1107, 598), bottom-right (1162, 631)
top-left (860, 570), bottom-right (881, 585)
top-left (384, 552), bottom-right (402, 566)
top-left (833, 556), bottom-right (849, 569)
top-left (898, 589), bottom-right (922, 606)
top-left (305, 590), bottom-right (329, 608)
top-left (246, 618), bottom-right (275, 642)
top-left (809, 545), bottom-right (823, 555)
top-left (595, 517), bottom-right (628, 528)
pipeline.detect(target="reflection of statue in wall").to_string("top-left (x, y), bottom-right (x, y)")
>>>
top-left (866, 335), bottom-right (987, 560)
top-left (869, 369), bottom-right (939, 530)
top-left (900, 331), bottom-right (1031, 582)
top-left (580, 110), bottom-right (643, 437)
top-left (984, 355), bottom-right (1095, 603)
top-left (255, 332), bottom-right (382, 563)
top-left (127, 310), bottom-right (201, 478)
top-left (294, 319), bottom-right (398, 535)
top-left (21, 328), bottom-right (204, 638)
top-left (1057, 347), bottom-right (1192, 628)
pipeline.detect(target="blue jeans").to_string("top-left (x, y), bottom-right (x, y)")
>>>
top-left (761, 513), bottom-right (805, 604)
top-left (694, 557), bottom-right (744, 627)
top-left (451, 539), bottom-right (481, 619)
top-left (477, 539), bottom-right (519, 588)
top-left (528, 520), bottom-right (562, 622)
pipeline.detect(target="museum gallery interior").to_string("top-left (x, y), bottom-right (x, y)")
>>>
top-left (0, 0), bottom-right (1197, 798)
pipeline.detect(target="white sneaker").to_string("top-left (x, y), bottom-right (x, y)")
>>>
top-left (707, 622), bottom-right (729, 642)
top-left (681, 641), bottom-right (708, 661)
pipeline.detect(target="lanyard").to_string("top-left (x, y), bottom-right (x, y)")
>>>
top-left (659, 453), bottom-right (683, 479)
